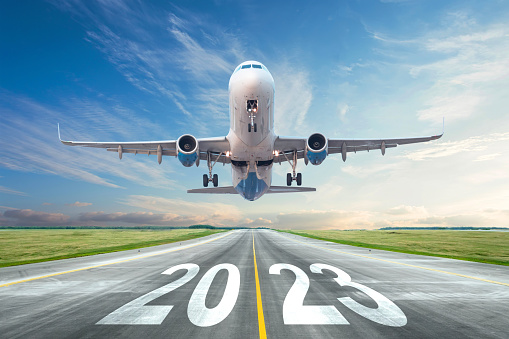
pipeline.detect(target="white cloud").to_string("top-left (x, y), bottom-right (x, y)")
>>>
top-left (474, 153), bottom-right (501, 162)
top-left (402, 133), bottom-right (509, 161)
top-left (168, 27), bottom-right (233, 81)
top-left (2, 209), bottom-right (70, 226)
top-left (273, 64), bottom-right (313, 135)
top-left (337, 103), bottom-right (349, 122)
top-left (275, 209), bottom-right (376, 230)
top-left (386, 205), bottom-right (428, 216)
top-left (410, 25), bottom-right (509, 123)
top-left (66, 201), bottom-right (93, 207)
top-left (341, 162), bottom-right (400, 178)
top-left (417, 92), bottom-right (482, 122)
top-left (120, 195), bottom-right (246, 226)
top-left (461, 169), bottom-right (509, 185)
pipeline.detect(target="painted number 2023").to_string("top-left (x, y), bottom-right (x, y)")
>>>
top-left (97, 263), bottom-right (406, 327)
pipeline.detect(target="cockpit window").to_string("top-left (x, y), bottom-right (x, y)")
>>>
top-left (234, 63), bottom-right (266, 74)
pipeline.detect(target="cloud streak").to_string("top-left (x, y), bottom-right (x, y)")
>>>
top-left (51, 0), bottom-right (246, 134)
top-left (402, 133), bottom-right (509, 161)
top-left (273, 64), bottom-right (313, 135)
top-left (0, 93), bottom-right (179, 190)
top-left (0, 186), bottom-right (28, 196)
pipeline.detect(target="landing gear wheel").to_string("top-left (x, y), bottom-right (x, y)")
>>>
top-left (287, 173), bottom-right (292, 186)
top-left (296, 173), bottom-right (302, 186)
top-left (203, 174), bottom-right (209, 187)
top-left (254, 123), bottom-right (257, 133)
top-left (248, 124), bottom-right (251, 132)
top-left (213, 174), bottom-right (218, 187)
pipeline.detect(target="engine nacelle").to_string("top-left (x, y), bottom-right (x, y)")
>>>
top-left (177, 134), bottom-right (199, 167)
top-left (306, 133), bottom-right (328, 165)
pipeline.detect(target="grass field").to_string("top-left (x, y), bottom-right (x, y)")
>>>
top-left (0, 229), bottom-right (225, 268)
top-left (281, 230), bottom-right (509, 266)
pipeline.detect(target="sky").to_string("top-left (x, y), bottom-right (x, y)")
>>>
top-left (1, 0), bottom-right (509, 230)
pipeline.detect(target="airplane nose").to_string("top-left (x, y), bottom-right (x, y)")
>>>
top-left (242, 71), bottom-right (261, 89)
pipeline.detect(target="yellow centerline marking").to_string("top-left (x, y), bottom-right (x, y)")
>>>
top-left (252, 231), bottom-right (267, 339)
top-left (0, 231), bottom-right (234, 288)
top-left (279, 232), bottom-right (509, 287)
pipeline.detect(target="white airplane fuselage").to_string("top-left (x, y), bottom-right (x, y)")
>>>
top-left (227, 61), bottom-right (276, 201)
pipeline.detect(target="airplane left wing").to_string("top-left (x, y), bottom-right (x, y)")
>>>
top-left (58, 124), bottom-right (230, 164)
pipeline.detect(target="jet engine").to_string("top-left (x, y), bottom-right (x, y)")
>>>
top-left (306, 133), bottom-right (328, 165)
top-left (177, 134), bottom-right (199, 167)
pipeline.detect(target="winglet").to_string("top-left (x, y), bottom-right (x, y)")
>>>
top-left (57, 123), bottom-right (71, 145)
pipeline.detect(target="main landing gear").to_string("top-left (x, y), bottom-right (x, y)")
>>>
top-left (283, 150), bottom-right (302, 186)
top-left (203, 152), bottom-right (221, 187)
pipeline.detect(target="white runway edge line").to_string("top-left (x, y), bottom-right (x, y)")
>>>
top-left (276, 232), bottom-right (509, 287)
top-left (0, 231), bottom-right (235, 288)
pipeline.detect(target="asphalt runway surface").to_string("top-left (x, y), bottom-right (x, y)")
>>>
top-left (1, 229), bottom-right (508, 338)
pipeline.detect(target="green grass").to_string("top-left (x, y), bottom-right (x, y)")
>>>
top-left (279, 230), bottom-right (509, 266)
top-left (0, 229), bottom-right (225, 267)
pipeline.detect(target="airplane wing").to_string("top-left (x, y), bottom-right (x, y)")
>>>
top-left (58, 124), bottom-right (230, 164)
top-left (274, 131), bottom-right (443, 163)
top-left (187, 186), bottom-right (316, 194)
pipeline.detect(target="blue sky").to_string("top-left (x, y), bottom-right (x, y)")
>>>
top-left (1, 0), bottom-right (509, 229)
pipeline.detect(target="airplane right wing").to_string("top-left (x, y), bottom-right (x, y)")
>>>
top-left (274, 129), bottom-right (443, 163)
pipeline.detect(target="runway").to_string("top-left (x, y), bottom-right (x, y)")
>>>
top-left (1, 229), bottom-right (508, 338)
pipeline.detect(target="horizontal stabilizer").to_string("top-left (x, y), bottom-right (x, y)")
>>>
top-left (188, 187), bottom-right (238, 194)
top-left (267, 186), bottom-right (316, 193)
top-left (187, 186), bottom-right (316, 194)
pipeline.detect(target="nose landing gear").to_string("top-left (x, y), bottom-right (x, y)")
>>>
top-left (247, 99), bottom-right (258, 133)
top-left (248, 122), bottom-right (257, 133)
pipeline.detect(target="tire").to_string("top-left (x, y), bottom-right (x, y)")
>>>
top-left (213, 174), bottom-right (218, 187)
top-left (203, 174), bottom-right (209, 187)
top-left (296, 173), bottom-right (302, 186)
top-left (248, 124), bottom-right (251, 132)
top-left (287, 173), bottom-right (292, 186)
top-left (254, 123), bottom-right (257, 132)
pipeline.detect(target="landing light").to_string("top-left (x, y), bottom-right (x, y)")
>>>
top-left (273, 150), bottom-right (279, 156)
top-left (225, 151), bottom-right (231, 157)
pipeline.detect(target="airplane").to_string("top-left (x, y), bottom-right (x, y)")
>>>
top-left (59, 60), bottom-right (443, 201)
